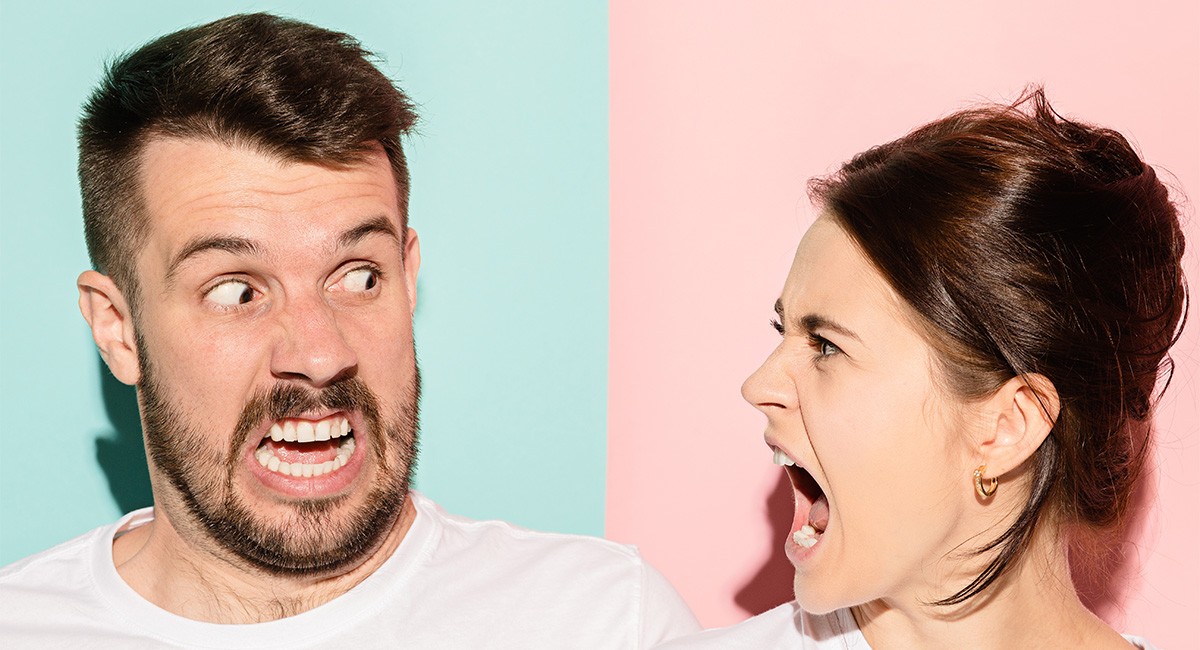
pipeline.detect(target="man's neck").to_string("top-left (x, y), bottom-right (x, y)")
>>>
top-left (111, 497), bottom-right (418, 624)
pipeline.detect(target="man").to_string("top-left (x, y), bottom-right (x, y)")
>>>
top-left (0, 13), bottom-right (698, 647)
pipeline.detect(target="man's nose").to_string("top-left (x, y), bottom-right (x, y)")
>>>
top-left (270, 293), bottom-right (358, 387)
top-left (741, 345), bottom-right (798, 414)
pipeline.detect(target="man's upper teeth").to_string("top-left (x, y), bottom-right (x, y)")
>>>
top-left (269, 416), bottom-right (351, 442)
top-left (772, 448), bottom-right (797, 467)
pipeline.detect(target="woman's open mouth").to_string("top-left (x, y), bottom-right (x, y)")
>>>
top-left (772, 447), bottom-right (829, 549)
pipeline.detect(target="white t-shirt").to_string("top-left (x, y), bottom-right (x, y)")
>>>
top-left (654, 602), bottom-right (1160, 649)
top-left (0, 492), bottom-right (699, 649)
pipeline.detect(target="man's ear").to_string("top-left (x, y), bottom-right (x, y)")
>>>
top-left (975, 373), bottom-right (1060, 479)
top-left (78, 270), bottom-right (141, 385)
top-left (403, 228), bottom-right (420, 313)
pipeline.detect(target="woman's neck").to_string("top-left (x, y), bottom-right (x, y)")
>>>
top-left (851, 528), bottom-right (1132, 650)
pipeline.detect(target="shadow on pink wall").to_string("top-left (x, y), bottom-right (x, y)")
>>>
top-left (734, 452), bottom-right (1156, 622)
top-left (734, 472), bottom-right (794, 615)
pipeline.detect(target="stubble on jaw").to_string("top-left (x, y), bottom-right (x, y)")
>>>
top-left (137, 343), bottom-right (421, 578)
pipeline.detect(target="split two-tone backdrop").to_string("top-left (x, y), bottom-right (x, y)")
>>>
top-left (1, 2), bottom-right (1196, 647)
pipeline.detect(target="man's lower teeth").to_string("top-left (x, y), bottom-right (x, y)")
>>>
top-left (254, 437), bottom-right (356, 477)
top-left (793, 524), bottom-right (819, 548)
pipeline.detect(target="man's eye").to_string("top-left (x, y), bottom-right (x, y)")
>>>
top-left (336, 267), bottom-right (380, 293)
top-left (206, 280), bottom-right (256, 306)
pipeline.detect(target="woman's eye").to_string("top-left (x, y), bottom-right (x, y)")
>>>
top-left (770, 319), bottom-right (785, 336)
top-left (206, 280), bottom-right (256, 307)
top-left (336, 267), bottom-right (380, 293)
top-left (809, 334), bottom-right (841, 358)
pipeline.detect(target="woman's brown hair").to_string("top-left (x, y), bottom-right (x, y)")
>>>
top-left (810, 88), bottom-right (1188, 605)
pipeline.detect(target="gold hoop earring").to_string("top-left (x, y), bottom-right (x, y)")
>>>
top-left (974, 466), bottom-right (998, 499)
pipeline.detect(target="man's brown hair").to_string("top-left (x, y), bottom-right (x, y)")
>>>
top-left (78, 12), bottom-right (418, 308)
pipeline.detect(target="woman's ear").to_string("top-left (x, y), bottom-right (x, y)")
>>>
top-left (975, 373), bottom-right (1060, 479)
top-left (78, 270), bottom-right (141, 385)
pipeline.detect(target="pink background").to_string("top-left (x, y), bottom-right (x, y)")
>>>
top-left (606, 2), bottom-right (1200, 647)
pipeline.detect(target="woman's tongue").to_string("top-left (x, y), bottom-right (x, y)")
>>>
top-left (793, 468), bottom-right (829, 533)
top-left (808, 494), bottom-right (829, 533)
top-left (790, 468), bottom-right (829, 548)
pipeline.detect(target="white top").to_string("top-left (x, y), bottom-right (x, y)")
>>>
top-left (654, 602), bottom-right (1160, 649)
top-left (0, 492), bottom-right (699, 649)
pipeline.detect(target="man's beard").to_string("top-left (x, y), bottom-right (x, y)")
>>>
top-left (138, 354), bottom-right (420, 576)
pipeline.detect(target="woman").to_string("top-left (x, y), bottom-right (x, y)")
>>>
top-left (659, 89), bottom-right (1186, 649)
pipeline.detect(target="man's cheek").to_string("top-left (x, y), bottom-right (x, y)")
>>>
top-left (171, 334), bottom-right (263, 413)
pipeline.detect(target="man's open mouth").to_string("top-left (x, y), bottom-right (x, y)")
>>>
top-left (253, 415), bottom-right (356, 478)
top-left (772, 448), bottom-right (829, 549)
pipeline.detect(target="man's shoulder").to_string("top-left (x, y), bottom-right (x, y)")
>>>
top-left (0, 520), bottom-right (110, 587)
top-left (655, 604), bottom-right (866, 649)
top-left (0, 516), bottom-right (127, 641)
top-left (416, 492), bottom-right (642, 567)
top-left (654, 602), bottom-right (804, 649)
top-left (403, 493), bottom-right (699, 646)
top-left (412, 492), bottom-right (652, 594)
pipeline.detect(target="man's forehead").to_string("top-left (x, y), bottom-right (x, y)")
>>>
top-left (140, 135), bottom-right (394, 196)
top-left (136, 136), bottom-right (404, 270)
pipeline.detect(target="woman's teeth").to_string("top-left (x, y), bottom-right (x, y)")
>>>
top-left (772, 448), bottom-right (797, 467)
top-left (793, 525), bottom-right (819, 548)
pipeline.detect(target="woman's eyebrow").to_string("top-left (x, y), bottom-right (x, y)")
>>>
top-left (774, 299), bottom-right (862, 342)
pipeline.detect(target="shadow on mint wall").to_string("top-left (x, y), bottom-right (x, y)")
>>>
top-left (93, 354), bottom-right (152, 514)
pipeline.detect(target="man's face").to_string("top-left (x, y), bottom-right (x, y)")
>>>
top-left (130, 137), bottom-right (421, 575)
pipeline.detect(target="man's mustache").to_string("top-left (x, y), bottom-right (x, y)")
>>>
top-left (227, 378), bottom-right (381, 461)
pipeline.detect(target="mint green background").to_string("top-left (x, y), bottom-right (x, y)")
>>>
top-left (0, 1), bottom-right (608, 563)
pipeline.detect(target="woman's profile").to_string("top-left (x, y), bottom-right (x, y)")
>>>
top-left (659, 89), bottom-right (1187, 649)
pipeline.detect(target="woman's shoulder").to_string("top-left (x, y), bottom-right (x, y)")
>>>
top-left (653, 604), bottom-right (1157, 649)
top-left (654, 602), bottom-right (869, 649)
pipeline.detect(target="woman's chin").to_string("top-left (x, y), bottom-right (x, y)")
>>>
top-left (792, 577), bottom-right (843, 615)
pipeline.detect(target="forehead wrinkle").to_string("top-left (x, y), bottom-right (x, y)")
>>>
top-left (165, 235), bottom-right (263, 288)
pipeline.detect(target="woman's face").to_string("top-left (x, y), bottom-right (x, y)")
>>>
top-left (742, 217), bottom-right (982, 613)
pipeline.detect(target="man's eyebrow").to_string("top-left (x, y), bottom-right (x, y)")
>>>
top-left (167, 236), bottom-right (260, 284)
top-left (164, 216), bottom-right (399, 285)
top-left (774, 299), bottom-right (862, 342)
top-left (339, 215), bottom-right (400, 248)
